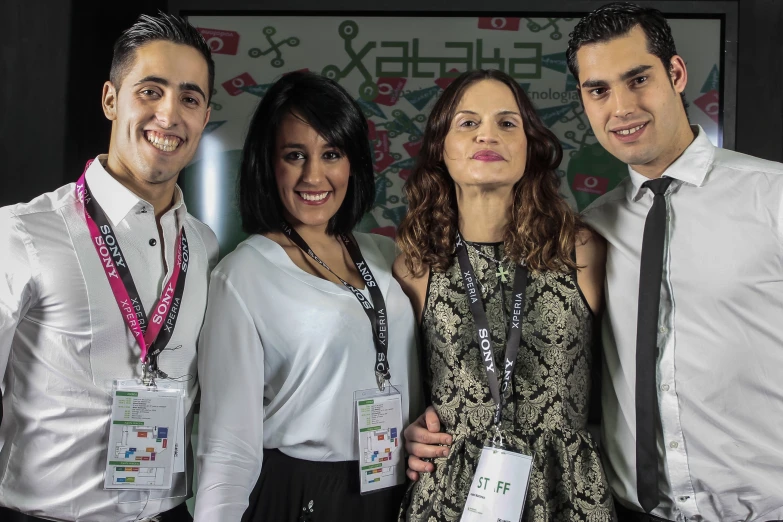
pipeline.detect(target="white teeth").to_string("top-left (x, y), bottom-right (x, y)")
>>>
top-left (145, 132), bottom-right (180, 152)
top-left (616, 124), bottom-right (645, 136)
top-left (299, 192), bottom-right (329, 201)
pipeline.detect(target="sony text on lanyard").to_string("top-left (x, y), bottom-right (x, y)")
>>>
top-left (76, 160), bottom-right (189, 382)
top-left (281, 222), bottom-right (390, 390)
top-left (455, 232), bottom-right (528, 431)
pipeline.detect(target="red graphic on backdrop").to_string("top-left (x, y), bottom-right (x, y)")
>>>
top-left (478, 17), bottom-right (521, 31)
top-left (403, 139), bottom-right (423, 158)
top-left (435, 69), bottom-right (462, 90)
top-left (572, 173), bottom-right (610, 195)
top-left (222, 73), bottom-right (257, 96)
top-left (694, 90), bottom-right (720, 124)
top-left (373, 131), bottom-right (394, 173)
top-left (374, 78), bottom-right (407, 106)
top-left (198, 28), bottom-right (240, 55)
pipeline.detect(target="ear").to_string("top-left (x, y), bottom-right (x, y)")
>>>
top-left (201, 104), bottom-right (212, 131)
top-left (102, 81), bottom-right (118, 121)
top-left (669, 55), bottom-right (688, 94)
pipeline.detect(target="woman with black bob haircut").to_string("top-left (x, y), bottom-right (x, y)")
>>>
top-left (194, 71), bottom-right (420, 522)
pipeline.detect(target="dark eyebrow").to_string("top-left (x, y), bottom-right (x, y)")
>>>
top-left (580, 64), bottom-right (654, 89)
top-left (281, 143), bottom-right (307, 149)
top-left (134, 76), bottom-right (207, 101)
top-left (455, 110), bottom-right (521, 117)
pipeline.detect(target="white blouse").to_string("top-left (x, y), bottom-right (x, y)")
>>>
top-left (194, 232), bottom-right (420, 521)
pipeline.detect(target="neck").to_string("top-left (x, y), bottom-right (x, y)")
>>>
top-left (104, 157), bottom-right (177, 221)
top-left (455, 184), bottom-right (512, 243)
top-left (633, 120), bottom-right (696, 179)
top-left (289, 220), bottom-right (335, 249)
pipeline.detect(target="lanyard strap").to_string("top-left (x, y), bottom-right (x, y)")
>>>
top-left (455, 232), bottom-right (528, 427)
top-left (76, 160), bottom-right (189, 371)
top-left (282, 222), bottom-right (390, 389)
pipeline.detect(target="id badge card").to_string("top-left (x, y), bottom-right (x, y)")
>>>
top-left (104, 380), bottom-right (184, 490)
top-left (354, 385), bottom-right (405, 494)
top-left (460, 444), bottom-right (533, 522)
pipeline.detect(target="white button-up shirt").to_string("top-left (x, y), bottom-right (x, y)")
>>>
top-left (194, 233), bottom-right (420, 521)
top-left (583, 127), bottom-right (783, 522)
top-left (0, 156), bottom-right (218, 521)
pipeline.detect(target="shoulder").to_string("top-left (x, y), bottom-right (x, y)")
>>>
top-left (575, 227), bottom-right (606, 267)
top-left (2, 183), bottom-right (77, 221)
top-left (353, 232), bottom-right (397, 270)
top-left (183, 213), bottom-right (220, 271)
top-left (392, 253), bottom-right (429, 321)
top-left (581, 178), bottom-right (630, 219)
top-left (711, 147), bottom-right (783, 177)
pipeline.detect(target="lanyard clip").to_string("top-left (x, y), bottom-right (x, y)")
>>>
top-left (375, 371), bottom-right (389, 392)
top-left (142, 361), bottom-right (157, 387)
top-left (491, 425), bottom-right (505, 448)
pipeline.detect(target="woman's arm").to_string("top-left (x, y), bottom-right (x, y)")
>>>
top-left (193, 269), bottom-right (265, 522)
top-left (575, 228), bottom-right (607, 315)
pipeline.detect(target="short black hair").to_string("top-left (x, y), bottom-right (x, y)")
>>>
top-left (110, 12), bottom-right (214, 101)
top-left (566, 2), bottom-right (686, 109)
top-left (239, 71), bottom-right (375, 236)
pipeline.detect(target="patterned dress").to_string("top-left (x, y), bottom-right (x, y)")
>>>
top-left (400, 242), bottom-right (613, 522)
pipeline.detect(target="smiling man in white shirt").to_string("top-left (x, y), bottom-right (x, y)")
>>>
top-left (568, 3), bottom-right (783, 521)
top-left (0, 12), bottom-right (218, 522)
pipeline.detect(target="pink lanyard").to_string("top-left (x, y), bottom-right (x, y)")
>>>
top-left (76, 160), bottom-right (189, 368)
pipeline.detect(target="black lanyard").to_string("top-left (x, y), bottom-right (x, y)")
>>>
top-left (82, 177), bottom-right (188, 378)
top-left (282, 222), bottom-right (390, 390)
top-left (455, 232), bottom-right (528, 427)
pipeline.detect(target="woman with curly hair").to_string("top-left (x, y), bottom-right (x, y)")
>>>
top-left (394, 69), bottom-right (613, 521)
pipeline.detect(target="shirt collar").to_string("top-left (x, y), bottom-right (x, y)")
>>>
top-left (83, 155), bottom-right (186, 226)
top-left (628, 125), bottom-right (714, 201)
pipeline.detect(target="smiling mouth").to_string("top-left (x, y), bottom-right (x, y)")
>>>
top-left (612, 123), bottom-right (647, 136)
top-left (297, 191), bottom-right (330, 202)
top-left (145, 130), bottom-right (183, 153)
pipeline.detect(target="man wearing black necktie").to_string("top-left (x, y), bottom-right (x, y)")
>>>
top-left (570, 3), bottom-right (783, 521)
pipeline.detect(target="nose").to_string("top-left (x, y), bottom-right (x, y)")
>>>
top-left (155, 94), bottom-right (181, 128)
top-left (611, 86), bottom-right (637, 119)
top-left (300, 156), bottom-right (324, 185)
top-left (475, 123), bottom-right (500, 144)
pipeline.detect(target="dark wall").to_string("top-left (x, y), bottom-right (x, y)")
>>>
top-left (735, 0), bottom-right (783, 162)
top-left (1, 0), bottom-right (72, 206)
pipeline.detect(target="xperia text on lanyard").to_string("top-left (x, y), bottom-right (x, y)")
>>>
top-left (76, 160), bottom-right (189, 384)
top-left (455, 232), bottom-right (528, 432)
top-left (282, 222), bottom-right (390, 390)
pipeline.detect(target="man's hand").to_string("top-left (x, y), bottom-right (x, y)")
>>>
top-left (404, 405), bottom-right (453, 481)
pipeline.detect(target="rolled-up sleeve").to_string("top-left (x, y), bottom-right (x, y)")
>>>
top-left (194, 269), bottom-right (264, 522)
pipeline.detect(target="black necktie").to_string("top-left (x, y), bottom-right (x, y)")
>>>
top-left (636, 176), bottom-right (673, 513)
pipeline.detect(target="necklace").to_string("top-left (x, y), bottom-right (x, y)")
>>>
top-left (468, 243), bottom-right (510, 283)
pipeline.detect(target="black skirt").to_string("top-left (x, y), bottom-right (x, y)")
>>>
top-left (242, 449), bottom-right (406, 522)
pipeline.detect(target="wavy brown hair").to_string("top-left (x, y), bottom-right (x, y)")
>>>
top-left (397, 69), bottom-right (585, 277)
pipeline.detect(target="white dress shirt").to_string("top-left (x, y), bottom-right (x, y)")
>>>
top-left (582, 127), bottom-right (783, 522)
top-left (0, 156), bottom-right (219, 521)
top-left (194, 233), bottom-right (420, 522)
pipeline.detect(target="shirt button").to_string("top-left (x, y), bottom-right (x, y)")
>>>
top-left (659, 326), bottom-right (667, 333)
top-left (149, 238), bottom-right (157, 246)
top-left (661, 384), bottom-right (670, 392)
top-left (679, 496), bottom-right (690, 502)
top-left (670, 441), bottom-right (679, 449)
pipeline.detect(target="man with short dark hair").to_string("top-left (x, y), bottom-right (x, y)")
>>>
top-left (570, 3), bottom-right (783, 521)
top-left (0, 12), bottom-right (218, 522)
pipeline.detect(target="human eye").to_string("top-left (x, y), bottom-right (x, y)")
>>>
top-left (499, 120), bottom-right (517, 128)
top-left (588, 87), bottom-right (608, 97)
top-left (323, 150), bottom-right (343, 160)
top-left (140, 88), bottom-right (161, 98)
top-left (459, 119), bottom-right (478, 128)
top-left (285, 151), bottom-right (305, 161)
top-left (182, 95), bottom-right (200, 106)
top-left (631, 76), bottom-right (649, 87)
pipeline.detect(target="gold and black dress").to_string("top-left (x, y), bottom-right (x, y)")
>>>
top-left (400, 241), bottom-right (613, 522)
